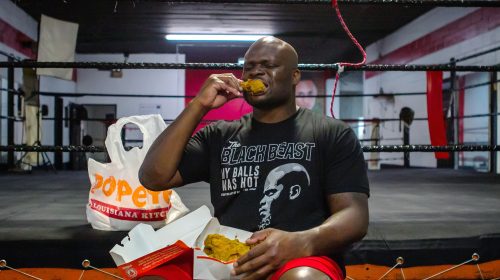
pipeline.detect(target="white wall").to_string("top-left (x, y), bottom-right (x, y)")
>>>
top-left (364, 7), bottom-right (500, 169)
top-left (0, 2), bottom-right (186, 167)
top-left (39, 76), bottom-right (76, 163)
top-left (27, 52), bottom-right (186, 166)
top-left (463, 73), bottom-right (490, 145)
top-left (35, 52), bottom-right (185, 166)
top-left (0, 1), bottom-right (81, 166)
top-left (338, 72), bottom-right (364, 119)
top-left (74, 53), bottom-right (185, 165)
top-left (325, 79), bottom-right (341, 119)
top-left (0, 1), bottom-right (37, 165)
top-left (368, 8), bottom-right (479, 59)
top-left (326, 72), bottom-right (364, 136)
top-left (0, 0), bottom-right (37, 88)
top-left (459, 72), bottom-right (490, 171)
top-left (497, 72), bottom-right (500, 174)
top-left (75, 53), bottom-right (185, 120)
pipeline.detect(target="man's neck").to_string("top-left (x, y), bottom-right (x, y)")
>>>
top-left (252, 105), bottom-right (299, 124)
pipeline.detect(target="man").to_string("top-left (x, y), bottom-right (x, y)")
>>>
top-left (140, 37), bottom-right (369, 280)
top-left (295, 79), bottom-right (318, 111)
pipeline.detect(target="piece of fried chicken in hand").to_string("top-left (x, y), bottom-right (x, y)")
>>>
top-left (240, 79), bottom-right (266, 95)
top-left (203, 234), bottom-right (252, 262)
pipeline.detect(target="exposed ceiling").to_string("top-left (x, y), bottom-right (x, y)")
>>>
top-left (13, 0), bottom-right (433, 63)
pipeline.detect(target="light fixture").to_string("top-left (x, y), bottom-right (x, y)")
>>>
top-left (110, 53), bottom-right (128, 78)
top-left (165, 34), bottom-right (269, 42)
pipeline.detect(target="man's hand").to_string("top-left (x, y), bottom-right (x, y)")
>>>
top-left (193, 73), bottom-right (242, 111)
top-left (232, 228), bottom-right (313, 280)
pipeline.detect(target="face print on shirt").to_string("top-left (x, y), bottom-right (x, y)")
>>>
top-left (258, 163), bottom-right (311, 229)
top-left (219, 139), bottom-right (315, 229)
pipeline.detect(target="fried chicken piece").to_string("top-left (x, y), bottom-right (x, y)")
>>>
top-left (240, 79), bottom-right (266, 95)
top-left (203, 233), bottom-right (251, 262)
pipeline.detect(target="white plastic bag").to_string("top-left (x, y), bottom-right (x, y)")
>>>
top-left (86, 114), bottom-right (188, 231)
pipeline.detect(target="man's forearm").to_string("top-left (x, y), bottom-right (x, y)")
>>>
top-left (139, 99), bottom-right (208, 190)
top-left (303, 193), bottom-right (369, 256)
top-left (139, 73), bottom-right (242, 190)
top-left (233, 194), bottom-right (368, 279)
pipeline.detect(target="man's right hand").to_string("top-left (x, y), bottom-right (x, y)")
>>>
top-left (193, 73), bottom-right (242, 111)
top-left (140, 73), bottom-right (242, 191)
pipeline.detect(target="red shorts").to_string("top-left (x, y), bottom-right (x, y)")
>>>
top-left (270, 256), bottom-right (344, 280)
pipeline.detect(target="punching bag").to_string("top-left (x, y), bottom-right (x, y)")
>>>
top-left (426, 71), bottom-right (449, 160)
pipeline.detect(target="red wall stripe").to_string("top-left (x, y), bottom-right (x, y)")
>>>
top-left (366, 8), bottom-right (500, 79)
top-left (0, 18), bottom-right (36, 59)
top-left (0, 18), bottom-right (79, 82)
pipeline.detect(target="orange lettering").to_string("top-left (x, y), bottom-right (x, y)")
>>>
top-left (162, 190), bottom-right (172, 205)
top-left (93, 175), bottom-right (171, 209)
top-left (117, 180), bottom-right (133, 202)
top-left (102, 176), bottom-right (116, 197)
top-left (90, 173), bottom-right (103, 194)
top-left (146, 189), bottom-right (160, 204)
top-left (133, 186), bottom-right (147, 208)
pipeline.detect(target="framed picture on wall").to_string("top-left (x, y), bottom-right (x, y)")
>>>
top-left (295, 71), bottom-right (326, 114)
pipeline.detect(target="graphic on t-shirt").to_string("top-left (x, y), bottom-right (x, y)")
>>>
top-left (221, 141), bottom-right (316, 165)
top-left (258, 163), bottom-right (310, 229)
top-left (220, 141), bottom-right (315, 197)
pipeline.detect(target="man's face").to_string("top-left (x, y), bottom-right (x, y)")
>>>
top-left (242, 40), bottom-right (299, 109)
top-left (295, 80), bottom-right (318, 110)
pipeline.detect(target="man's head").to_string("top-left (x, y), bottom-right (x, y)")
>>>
top-left (242, 37), bottom-right (301, 110)
top-left (295, 80), bottom-right (318, 110)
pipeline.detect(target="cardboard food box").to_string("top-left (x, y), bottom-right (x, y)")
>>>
top-left (110, 205), bottom-right (252, 279)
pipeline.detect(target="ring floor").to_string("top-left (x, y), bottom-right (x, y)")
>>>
top-left (1, 168), bottom-right (499, 269)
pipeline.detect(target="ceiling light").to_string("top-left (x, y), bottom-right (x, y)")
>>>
top-left (165, 34), bottom-right (269, 42)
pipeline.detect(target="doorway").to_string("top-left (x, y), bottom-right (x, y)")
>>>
top-left (80, 104), bottom-right (116, 165)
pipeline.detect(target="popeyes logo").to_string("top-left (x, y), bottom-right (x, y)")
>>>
top-left (89, 173), bottom-right (173, 221)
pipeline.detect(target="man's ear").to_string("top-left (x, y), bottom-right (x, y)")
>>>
top-left (292, 69), bottom-right (301, 85)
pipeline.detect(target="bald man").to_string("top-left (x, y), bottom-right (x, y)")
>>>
top-left (140, 37), bottom-right (369, 280)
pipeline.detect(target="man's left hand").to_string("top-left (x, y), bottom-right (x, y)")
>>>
top-left (232, 228), bottom-right (313, 280)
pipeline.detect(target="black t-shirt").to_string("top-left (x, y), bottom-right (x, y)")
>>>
top-left (178, 107), bottom-right (369, 271)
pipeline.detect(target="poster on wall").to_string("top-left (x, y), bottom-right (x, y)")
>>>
top-left (37, 15), bottom-right (79, 80)
top-left (295, 71), bottom-right (326, 114)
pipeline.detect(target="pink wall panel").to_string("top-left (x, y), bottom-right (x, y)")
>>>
top-left (185, 69), bottom-right (252, 132)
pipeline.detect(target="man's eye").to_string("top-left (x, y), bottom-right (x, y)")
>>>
top-left (265, 189), bottom-right (277, 196)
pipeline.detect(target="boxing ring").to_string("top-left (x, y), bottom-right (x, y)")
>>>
top-left (1, 0), bottom-right (500, 279)
top-left (0, 169), bottom-right (499, 279)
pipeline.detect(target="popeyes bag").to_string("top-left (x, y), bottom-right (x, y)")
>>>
top-left (86, 114), bottom-right (189, 231)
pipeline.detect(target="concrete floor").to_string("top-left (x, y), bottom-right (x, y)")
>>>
top-left (2, 168), bottom-right (499, 240)
top-left (1, 168), bottom-right (499, 267)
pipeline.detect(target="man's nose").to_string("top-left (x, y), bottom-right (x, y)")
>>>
top-left (247, 65), bottom-right (265, 78)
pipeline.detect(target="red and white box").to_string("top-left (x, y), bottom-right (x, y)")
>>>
top-left (110, 205), bottom-right (252, 279)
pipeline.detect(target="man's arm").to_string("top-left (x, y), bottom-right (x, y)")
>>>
top-left (232, 192), bottom-right (368, 280)
top-left (139, 73), bottom-right (242, 191)
top-left (307, 192), bottom-right (369, 254)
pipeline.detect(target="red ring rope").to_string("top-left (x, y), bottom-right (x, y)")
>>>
top-left (330, 0), bottom-right (367, 118)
